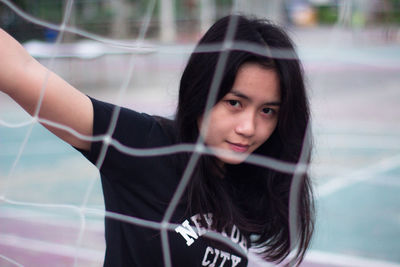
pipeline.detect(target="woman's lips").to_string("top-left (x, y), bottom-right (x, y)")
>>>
top-left (227, 141), bottom-right (249, 153)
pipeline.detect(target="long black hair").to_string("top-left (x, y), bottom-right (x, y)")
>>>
top-left (173, 14), bottom-right (314, 265)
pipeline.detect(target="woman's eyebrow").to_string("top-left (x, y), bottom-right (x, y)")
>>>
top-left (228, 90), bottom-right (281, 106)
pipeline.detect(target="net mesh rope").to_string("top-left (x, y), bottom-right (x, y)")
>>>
top-left (0, 0), bottom-right (381, 266)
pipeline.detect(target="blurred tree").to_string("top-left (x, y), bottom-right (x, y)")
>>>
top-left (0, 0), bottom-right (48, 41)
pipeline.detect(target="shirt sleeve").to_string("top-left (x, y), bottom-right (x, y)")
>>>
top-left (77, 96), bottom-right (157, 172)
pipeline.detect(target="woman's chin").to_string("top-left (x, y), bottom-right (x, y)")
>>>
top-left (215, 151), bottom-right (248, 165)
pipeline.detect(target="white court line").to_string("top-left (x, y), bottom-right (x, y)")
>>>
top-left (317, 153), bottom-right (400, 198)
top-left (316, 134), bottom-right (400, 150)
top-left (0, 208), bottom-right (104, 232)
top-left (0, 233), bottom-right (104, 262)
top-left (314, 123), bottom-right (400, 136)
top-left (0, 140), bottom-right (74, 156)
top-left (365, 176), bottom-right (400, 188)
top-left (304, 250), bottom-right (400, 267)
top-left (247, 249), bottom-right (400, 267)
top-left (0, 254), bottom-right (23, 267)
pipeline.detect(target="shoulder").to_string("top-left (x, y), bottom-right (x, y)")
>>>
top-left (89, 96), bottom-right (176, 147)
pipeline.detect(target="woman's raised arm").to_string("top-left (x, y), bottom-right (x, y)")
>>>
top-left (0, 29), bottom-right (93, 151)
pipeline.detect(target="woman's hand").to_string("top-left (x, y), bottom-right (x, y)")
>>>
top-left (0, 29), bottom-right (93, 151)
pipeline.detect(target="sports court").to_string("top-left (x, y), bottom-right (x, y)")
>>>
top-left (1, 1), bottom-right (400, 266)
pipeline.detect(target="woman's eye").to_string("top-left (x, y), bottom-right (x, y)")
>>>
top-left (227, 100), bottom-right (241, 108)
top-left (262, 107), bottom-right (275, 115)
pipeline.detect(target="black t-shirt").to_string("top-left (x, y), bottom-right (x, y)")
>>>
top-left (78, 97), bottom-right (249, 267)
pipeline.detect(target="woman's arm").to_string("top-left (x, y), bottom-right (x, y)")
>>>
top-left (0, 28), bottom-right (93, 150)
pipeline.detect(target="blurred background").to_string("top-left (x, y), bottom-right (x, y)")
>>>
top-left (0, 0), bottom-right (400, 266)
top-left (2, 0), bottom-right (400, 42)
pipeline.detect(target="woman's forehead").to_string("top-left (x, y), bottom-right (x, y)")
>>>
top-left (228, 63), bottom-right (281, 104)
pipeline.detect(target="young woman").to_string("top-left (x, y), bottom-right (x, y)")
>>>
top-left (0, 15), bottom-right (314, 266)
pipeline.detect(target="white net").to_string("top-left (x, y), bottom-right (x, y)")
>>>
top-left (1, 0), bottom-right (400, 267)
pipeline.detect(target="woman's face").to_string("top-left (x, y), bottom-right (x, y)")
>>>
top-left (199, 62), bottom-right (281, 164)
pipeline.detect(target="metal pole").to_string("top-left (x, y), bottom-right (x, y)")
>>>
top-left (159, 0), bottom-right (176, 42)
top-left (200, 0), bottom-right (216, 34)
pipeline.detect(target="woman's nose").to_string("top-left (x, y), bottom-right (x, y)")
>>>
top-left (235, 111), bottom-right (256, 137)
